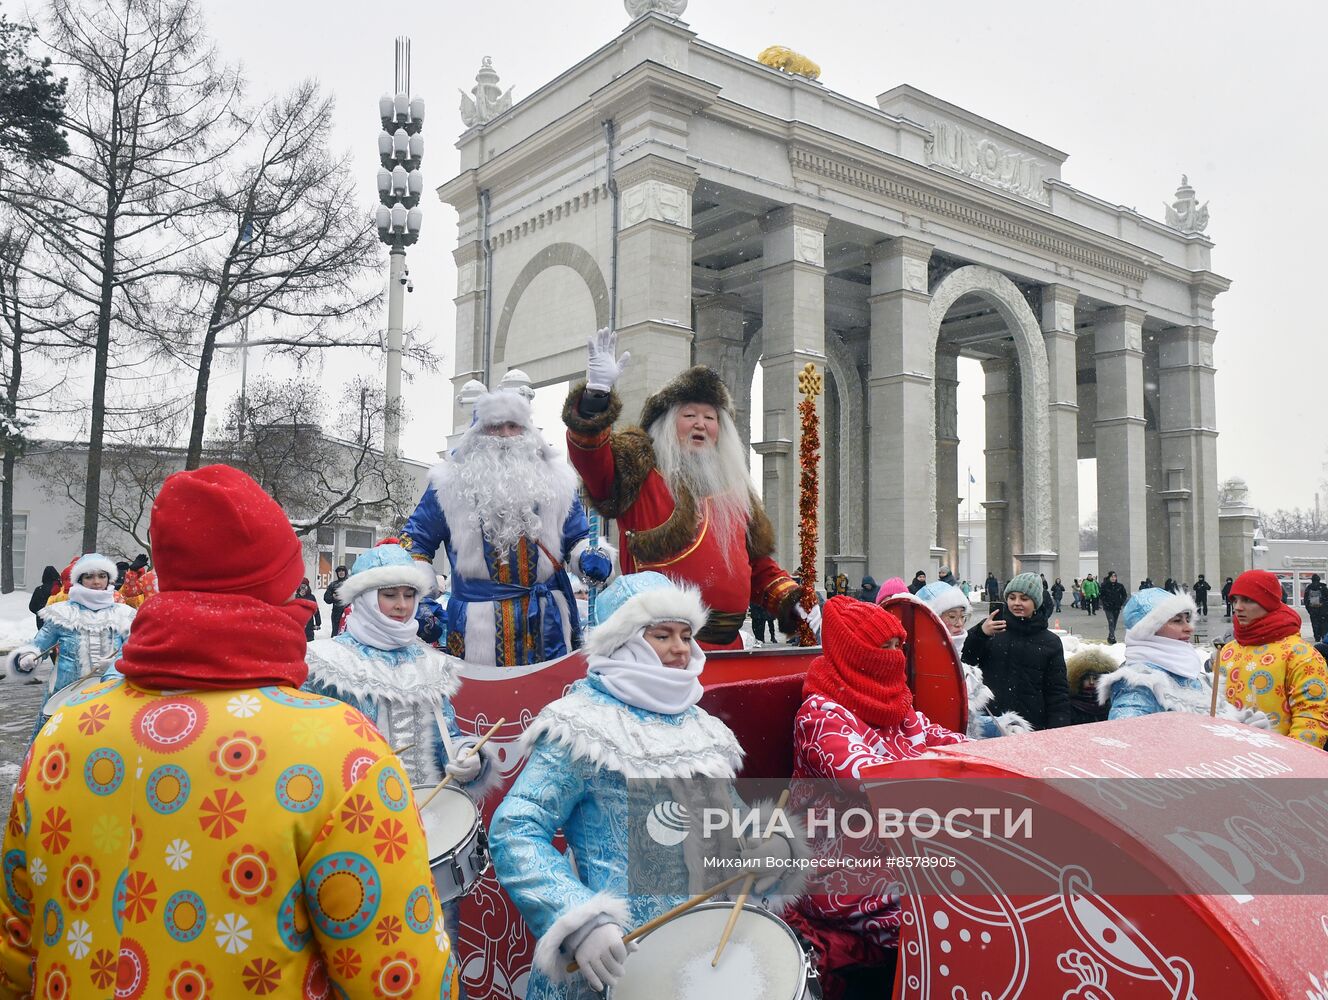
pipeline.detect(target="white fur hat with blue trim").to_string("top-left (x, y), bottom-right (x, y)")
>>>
top-left (916, 581), bottom-right (968, 618)
top-left (70, 552), bottom-right (118, 584)
top-left (338, 541), bottom-right (438, 603)
top-left (1123, 587), bottom-right (1197, 641)
top-left (585, 571), bottom-right (709, 657)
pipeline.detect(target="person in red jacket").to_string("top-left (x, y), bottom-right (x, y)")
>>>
top-left (562, 328), bottom-right (818, 648)
top-left (786, 596), bottom-right (967, 998)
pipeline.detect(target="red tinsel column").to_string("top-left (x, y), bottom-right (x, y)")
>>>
top-left (797, 362), bottom-right (823, 646)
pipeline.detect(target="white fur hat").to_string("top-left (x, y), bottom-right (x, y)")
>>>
top-left (472, 389), bottom-right (533, 432)
top-left (1123, 587), bottom-right (1197, 642)
top-left (585, 572), bottom-right (709, 657)
top-left (337, 543), bottom-right (439, 604)
top-left (70, 553), bottom-right (118, 584)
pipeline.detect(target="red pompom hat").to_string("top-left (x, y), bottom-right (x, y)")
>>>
top-left (1228, 570), bottom-right (1284, 613)
top-left (152, 464), bottom-right (306, 604)
top-left (118, 465), bottom-right (312, 690)
top-left (805, 596), bottom-right (913, 729)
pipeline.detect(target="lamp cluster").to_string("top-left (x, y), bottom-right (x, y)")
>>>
top-left (375, 92), bottom-right (425, 247)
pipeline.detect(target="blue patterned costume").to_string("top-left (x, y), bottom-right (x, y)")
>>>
top-left (401, 466), bottom-right (611, 667)
top-left (6, 597), bottom-right (135, 741)
top-left (490, 675), bottom-right (747, 1000)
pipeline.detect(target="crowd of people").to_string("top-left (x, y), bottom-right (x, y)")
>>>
top-left (2, 330), bottom-right (1325, 999)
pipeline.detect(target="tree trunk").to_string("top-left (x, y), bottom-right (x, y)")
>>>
top-left (1, 449), bottom-right (14, 593)
top-left (82, 201), bottom-right (117, 552)
top-left (185, 266), bottom-right (235, 470)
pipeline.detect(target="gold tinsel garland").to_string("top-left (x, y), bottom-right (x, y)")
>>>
top-left (797, 363), bottom-right (823, 646)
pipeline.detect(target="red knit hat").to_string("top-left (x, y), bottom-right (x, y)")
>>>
top-left (151, 465), bottom-right (305, 605)
top-left (805, 596), bottom-right (913, 729)
top-left (1229, 570), bottom-right (1284, 613)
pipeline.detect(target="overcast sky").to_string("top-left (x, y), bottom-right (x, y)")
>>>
top-left (185, 0), bottom-right (1327, 517)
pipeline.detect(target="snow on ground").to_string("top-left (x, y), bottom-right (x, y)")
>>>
top-left (0, 590), bottom-right (35, 651)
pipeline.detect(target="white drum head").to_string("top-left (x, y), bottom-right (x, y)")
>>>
top-left (419, 785), bottom-right (479, 857)
top-left (613, 903), bottom-right (805, 1000)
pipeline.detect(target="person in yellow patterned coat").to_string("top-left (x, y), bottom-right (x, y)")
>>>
top-left (0, 465), bottom-right (457, 1000)
top-left (1218, 569), bottom-right (1328, 747)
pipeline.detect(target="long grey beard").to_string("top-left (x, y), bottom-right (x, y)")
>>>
top-left (452, 434), bottom-right (557, 555)
top-left (666, 446), bottom-right (752, 552)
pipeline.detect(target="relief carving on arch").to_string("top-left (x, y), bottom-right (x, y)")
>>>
top-left (928, 120), bottom-right (1050, 206)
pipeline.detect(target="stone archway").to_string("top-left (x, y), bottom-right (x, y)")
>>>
top-left (741, 328), bottom-right (863, 563)
top-left (493, 242), bottom-right (610, 370)
top-left (927, 266), bottom-right (1053, 554)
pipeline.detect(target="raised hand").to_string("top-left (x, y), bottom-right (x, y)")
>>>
top-left (585, 327), bottom-right (631, 392)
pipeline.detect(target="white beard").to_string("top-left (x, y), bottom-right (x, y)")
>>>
top-left (451, 432), bottom-right (559, 555)
top-left (651, 414), bottom-right (754, 552)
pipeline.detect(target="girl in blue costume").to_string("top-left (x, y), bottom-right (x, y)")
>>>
top-left (303, 541), bottom-right (499, 794)
top-left (6, 552), bottom-right (136, 739)
top-left (1099, 587), bottom-right (1270, 727)
top-left (490, 572), bottom-right (801, 999)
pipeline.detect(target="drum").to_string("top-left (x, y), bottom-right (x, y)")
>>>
top-left (419, 784), bottom-right (490, 903)
top-left (42, 673), bottom-right (104, 716)
top-left (611, 902), bottom-right (819, 1000)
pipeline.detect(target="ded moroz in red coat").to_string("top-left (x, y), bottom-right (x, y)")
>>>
top-left (563, 367), bottom-right (801, 649)
top-left (786, 597), bottom-right (967, 996)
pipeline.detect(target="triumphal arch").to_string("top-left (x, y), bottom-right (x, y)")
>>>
top-left (439, 5), bottom-right (1228, 588)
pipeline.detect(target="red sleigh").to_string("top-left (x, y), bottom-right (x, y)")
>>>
top-left (445, 599), bottom-right (1324, 998)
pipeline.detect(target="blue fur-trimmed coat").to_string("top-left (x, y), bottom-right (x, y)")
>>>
top-left (1099, 661), bottom-right (1212, 720)
top-left (489, 676), bottom-right (750, 1000)
top-left (400, 458), bottom-right (595, 666)
top-left (6, 599), bottom-right (135, 739)
top-left (302, 633), bottom-right (498, 794)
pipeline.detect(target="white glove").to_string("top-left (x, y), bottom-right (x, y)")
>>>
top-left (444, 749), bottom-right (483, 784)
top-left (585, 327), bottom-right (630, 392)
top-left (741, 833), bottom-right (793, 893)
top-left (573, 923), bottom-right (635, 992)
top-left (1221, 704), bottom-right (1275, 730)
top-left (796, 602), bottom-right (822, 635)
top-left (14, 652), bottom-right (38, 674)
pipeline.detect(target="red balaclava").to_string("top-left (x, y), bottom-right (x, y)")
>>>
top-left (117, 465), bottom-right (314, 690)
top-left (805, 596), bottom-right (913, 730)
top-left (1229, 569), bottom-right (1303, 647)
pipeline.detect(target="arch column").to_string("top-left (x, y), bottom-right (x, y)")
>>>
top-left (614, 154), bottom-right (698, 421)
top-left (1041, 284), bottom-right (1081, 583)
top-left (694, 294), bottom-right (746, 392)
top-left (450, 237), bottom-right (487, 432)
top-left (757, 205), bottom-right (829, 572)
top-left (1094, 306), bottom-right (1149, 587)
top-left (935, 346), bottom-right (961, 572)
top-left (982, 356), bottom-right (1019, 582)
top-left (868, 237), bottom-right (935, 578)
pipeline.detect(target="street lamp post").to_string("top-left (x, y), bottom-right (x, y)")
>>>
top-left (375, 36), bottom-right (424, 458)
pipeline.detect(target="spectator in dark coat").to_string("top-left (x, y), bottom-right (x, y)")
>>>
top-left (1192, 575), bottom-right (1212, 616)
top-left (296, 578), bottom-right (321, 641)
top-left (323, 564), bottom-right (350, 637)
top-left (860, 576), bottom-right (878, 603)
top-left (1221, 577), bottom-right (1234, 618)
top-left (962, 572), bottom-right (1070, 730)
top-left (1099, 571), bottom-right (1129, 644)
top-left (1051, 578), bottom-right (1066, 613)
top-left (1304, 574), bottom-right (1328, 642)
top-left (907, 570), bottom-right (928, 595)
top-left (749, 601), bottom-right (773, 643)
top-left (1163, 578), bottom-right (1179, 594)
top-left (28, 565), bottom-right (60, 629)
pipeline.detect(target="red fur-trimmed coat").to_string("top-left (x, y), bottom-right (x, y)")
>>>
top-left (787, 695), bottom-right (967, 988)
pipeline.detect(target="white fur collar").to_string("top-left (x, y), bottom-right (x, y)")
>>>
top-left (522, 680), bottom-right (743, 780)
top-left (305, 637), bottom-right (460, 708)
top-left (1097, 662), bottom-right (1212, 714)
top-left (39, 601), bottom-right (135, 633)
top-left (429, 452), bottom-right (578, 582)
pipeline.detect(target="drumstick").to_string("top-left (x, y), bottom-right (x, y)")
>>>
top-left (1210, 656), bottom-right (1222, 717)
top-left (418, 718), bottom-right (505, 810)
top-left (563, 872), bottom-right (751, 974)
top-left (712, 788), bottom-right (791, 967)
top-left (390, 742), bottom-right (416, 757)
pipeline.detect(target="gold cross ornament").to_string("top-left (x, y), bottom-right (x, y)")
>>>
top-left (798, 362), bottom-right (823, 399)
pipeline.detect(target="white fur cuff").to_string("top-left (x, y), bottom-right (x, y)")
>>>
top-left (992, 711), bottom-right (1032, 736)
top-left (5, 645), bottom-right (38, 676)
top-left (451, 737), bottom-right (504, 802)
top-left (740, 797), bottom-right (811, 912)
top-left (532, 891), bottom-right (631, 980)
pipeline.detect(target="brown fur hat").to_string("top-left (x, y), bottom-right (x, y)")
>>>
top-left (1065, 645), bottom-right (1120, 695)
top-left (639, 366), bottom-right (735, 432)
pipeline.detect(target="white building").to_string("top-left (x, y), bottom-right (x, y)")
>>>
top-left (440, 4), bottom-right (1228, 590)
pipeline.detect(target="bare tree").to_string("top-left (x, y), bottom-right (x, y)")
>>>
top-left (0, 212), bottom-right (78, 591)
top-left (210, 375), bottom-right (416, 537)
top-left (1079, 510), bottom-right (1098, 551)
top-left (177, 80), bottom-right (388, 468)
top-left (7, 0), bottom-right (242, 550)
